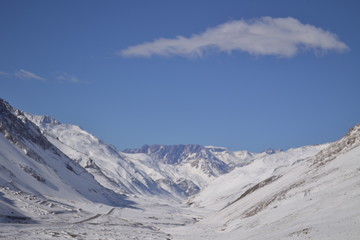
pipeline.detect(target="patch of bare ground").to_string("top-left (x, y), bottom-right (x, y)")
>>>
top-left (311, 124), bottom-right (360, 168)
top-left (221, 175), bottom-right (282, 210)
top-left (241, 180), bottom-right (305, 218)
top-left (288, 227), bottom-right (312, 237)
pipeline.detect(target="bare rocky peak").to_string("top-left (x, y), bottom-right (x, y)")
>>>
top-left (311, 124), bottom-right (360, 167)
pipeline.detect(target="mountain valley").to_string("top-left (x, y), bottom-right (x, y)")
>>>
top-left (0, 98), bottom-right (359, 240)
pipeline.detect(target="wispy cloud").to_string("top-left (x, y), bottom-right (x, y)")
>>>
top-left (55, 72), bottom-right (89, 84)
top-left (0, 71), bottom-right (9, 76)
top-left (56, 72), bottom-right (80, 83)
top-left (119, 17), bottom-right (349, 58)
top-left (15, 69), bottom-right (46, 81)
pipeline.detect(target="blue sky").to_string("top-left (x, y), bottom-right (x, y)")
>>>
top-left (1, 0), bottom-right (359, 152)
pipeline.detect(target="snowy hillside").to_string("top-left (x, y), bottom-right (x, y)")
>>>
top-left (0, 99), bottom-right (130, 223)
top-left (169, 125), bottom-right (360, 239)
top-left (1, 98), bottom-right (359, 239)
top-left (25, 113), bottom-right (178, 198)
top-left (189, 143), bottom-right (329, 210)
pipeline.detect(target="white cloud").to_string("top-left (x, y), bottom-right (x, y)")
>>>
top-left (15, 69), bottom-right (46, 81)
top-left (119, 17), bottom-right (348, 58)
top-left (56, 72), bottom-right (81, 83)
top-left (0, 71), bottom-right (8, 76)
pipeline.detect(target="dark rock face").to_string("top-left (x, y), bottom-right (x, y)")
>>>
top-left (0, 99), bottom-right (62, 164)
top-left (263, 148), bottom-right (282, 155)
top-left (176, 179), bottom-right (201, 196)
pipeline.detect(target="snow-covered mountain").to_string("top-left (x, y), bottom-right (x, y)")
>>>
top-left (124, 144), bottom-right (265, 174)
top-left (25, 113), bottom-right (220, 198)
top-left (124, 144), bottom-right (257, 192)
top-left (125, 144), bottom-right (233, 174)
top-left (24, 113), bottom-right (178, 198)
top-left (170, 125), bottom-right (360, 240)
top-left (1, 97), bottom-right (359, 239)
top-left (0, 98), bottom-right (131, 223)
top-left (25, 113), bottom-right (279, 199)
top-left (2, 98), bottom-right (329, 201)
top-left (188, 143), bottom-right (329, 210)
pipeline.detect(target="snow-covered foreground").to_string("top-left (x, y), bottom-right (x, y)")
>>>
top-left (0, 189), bottom-right (208, 240)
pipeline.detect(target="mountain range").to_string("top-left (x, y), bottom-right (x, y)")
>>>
top-left (0, 98), bottom-right (359, 239)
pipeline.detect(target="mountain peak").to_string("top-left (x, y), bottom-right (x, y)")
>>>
top-left (123, 144), bottom-right (236, 178)
top-left (124, 144), bottom-right (210, 165)
top-left (24, 113), bottom-right (60, 128)
top-left (204, 146), bottom-right (228, 152)
top-left (263, 148), bottom-right (283, 154)
top-left (311, 123), bottom-right (360, 167)
top-left (0, 98), bottom-right (16, 115)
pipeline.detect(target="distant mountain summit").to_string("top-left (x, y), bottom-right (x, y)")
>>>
top-left (125, 144), bottom-right (209, 165)
top-left (263, 148), bottom-right (283, 154)
top-left (124, 144), bottom-right (231, 176)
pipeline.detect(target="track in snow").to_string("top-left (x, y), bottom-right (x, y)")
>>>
top-left (73, 207), bottom-right (115, 224)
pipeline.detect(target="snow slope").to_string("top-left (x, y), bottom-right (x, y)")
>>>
top-left (0, 98), bottom-right (131, 223)
top-left (169, 125), bottom-right (360, 240)
top-left (189, 143), bottom-right (329, 210)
